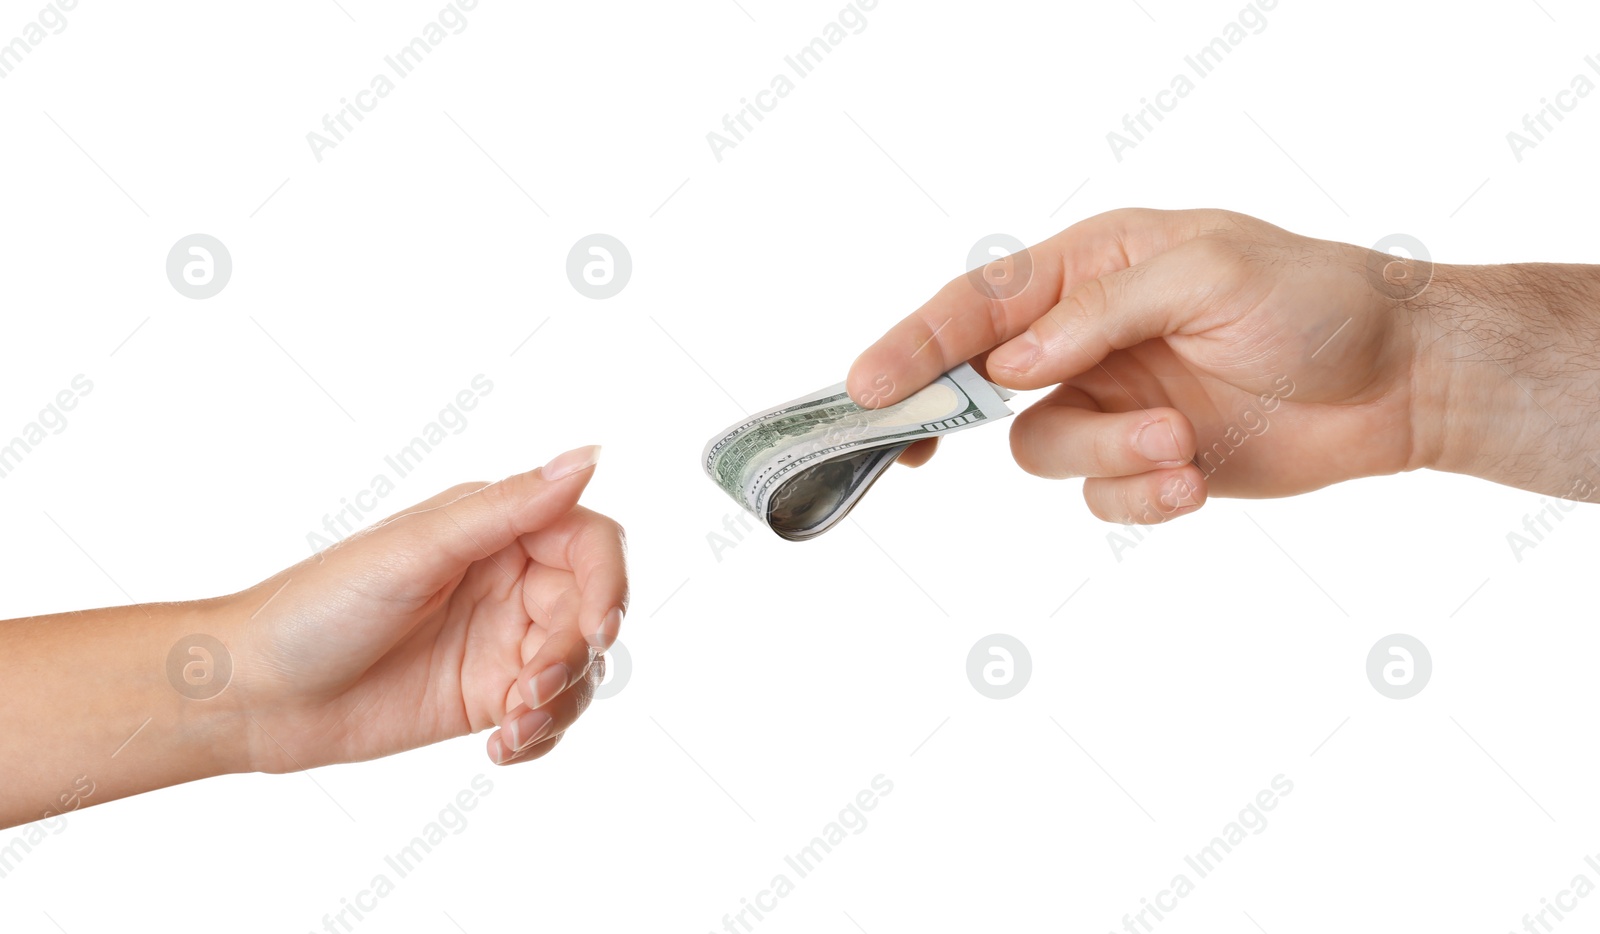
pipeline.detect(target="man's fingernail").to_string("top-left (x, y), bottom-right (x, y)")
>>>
top-left (590, 607), bottom-right (623, 652)
top-left (992, 331), bottom-right (1041, 373)
top-left (527, 663), bottom-right (571, 708)
top-left (541, 445), bottom-right (602, 481)
top-left (1162, 476), bottom-right (1201, 510)
top-left (1136, 420), bottom-right (1183, 463)
top-left (508, 709), bottom-right (554, 751)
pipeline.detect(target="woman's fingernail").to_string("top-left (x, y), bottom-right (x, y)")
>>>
top-left (541, 445), bottom-right (602, 481)
top-left (508, 709), bottom-right (554, 751)
top-left (527, 663), bottom-right (571, 708)
top-left (590, 607), bottom-right (624, 652)
top-left (991, 331), bottom-right (1041, 374)
top-left (491, 733), bottom-right (523, 765)
top-left (1136, 420), bottom-right (1183, 463)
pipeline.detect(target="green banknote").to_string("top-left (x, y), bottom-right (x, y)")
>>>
top-left (702, 363), bottom-right (1014, 541)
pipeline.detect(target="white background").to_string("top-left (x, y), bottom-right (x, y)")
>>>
top-left (2, 0), bottom-right (1598, 931)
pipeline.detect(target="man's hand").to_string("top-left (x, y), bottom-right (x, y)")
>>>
top-left (849, 208), bottom-right (1600, 522)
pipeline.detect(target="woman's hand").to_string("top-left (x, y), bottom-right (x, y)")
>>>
top-left (0, 446), bottom-right (627, 830)
top-left (225, 444), bottom-right (628, 771)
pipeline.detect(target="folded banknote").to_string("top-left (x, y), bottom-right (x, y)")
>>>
top-left (702, 363), bottom-right (1014, 541)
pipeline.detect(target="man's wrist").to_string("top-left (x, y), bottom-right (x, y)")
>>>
top-left (1410, 262), bottom-right (1600, 498)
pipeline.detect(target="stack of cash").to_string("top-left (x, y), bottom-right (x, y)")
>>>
top-left (702, 364), bottom-right (1014, 540)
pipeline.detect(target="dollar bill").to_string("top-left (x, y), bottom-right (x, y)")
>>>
top-left (702, 363), bottom-right (1015, 541)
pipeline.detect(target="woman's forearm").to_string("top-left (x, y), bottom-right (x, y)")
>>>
top-left (0, 601), bottom-right (246, 829)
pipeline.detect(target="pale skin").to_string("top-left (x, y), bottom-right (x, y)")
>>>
top-left (0, 444), bottom-right (627, 830)
top-left (6, 209), bottom-right (1597, 830)
top-left (856, 208), bottom-right (1600, 520)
